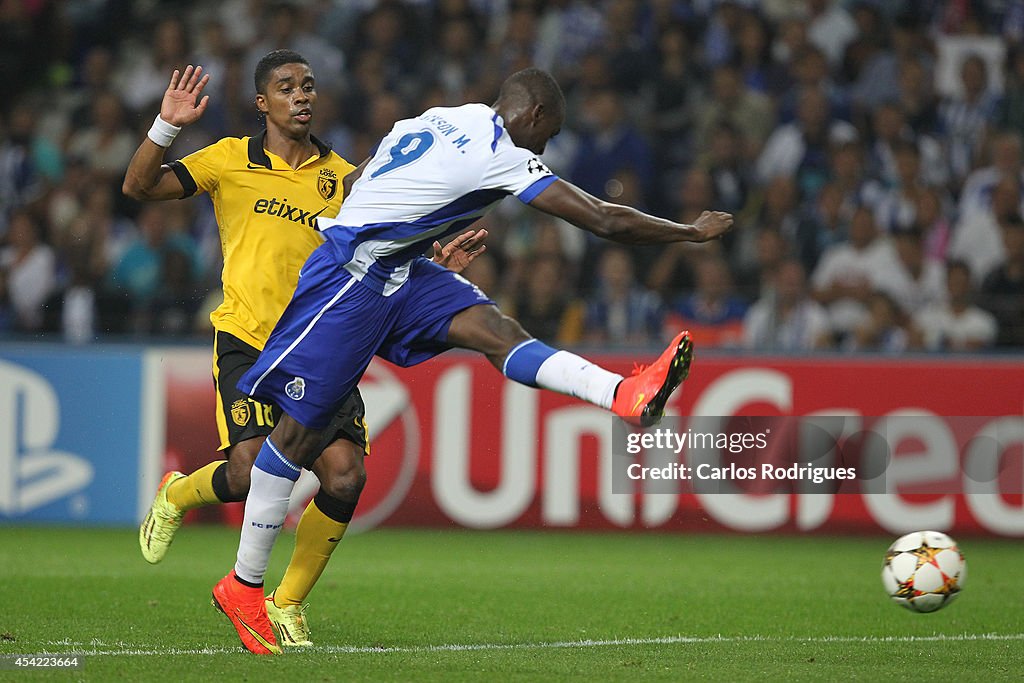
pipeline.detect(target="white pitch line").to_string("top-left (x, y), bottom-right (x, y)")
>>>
top-left (38, 632), bottom-right (1024, 657)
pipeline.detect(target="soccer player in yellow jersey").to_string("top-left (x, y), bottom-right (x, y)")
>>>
top-left (123, 50), bottom-right (484, 655)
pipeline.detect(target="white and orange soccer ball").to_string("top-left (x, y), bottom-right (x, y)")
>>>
top-left (881, 531), bottom-right (966, 613)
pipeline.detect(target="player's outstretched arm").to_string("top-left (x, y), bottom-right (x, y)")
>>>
top-left (431, 229), bottom-right (488, 273)
top-left (529, 178), bottom-right (733, 244)
top-left (123, 65), bottom-right (210, 201)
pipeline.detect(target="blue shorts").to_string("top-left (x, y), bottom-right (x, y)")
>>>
top-left (238, 244), bottom-right (493, 430)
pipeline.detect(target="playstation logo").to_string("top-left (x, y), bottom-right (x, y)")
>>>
top-left (0, 361), bottom-right (93, 516)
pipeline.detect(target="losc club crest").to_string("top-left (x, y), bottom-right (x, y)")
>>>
top-left (230, 399), bottom-right (251, 426)
top-left (318, 168), bottom-right (338, 200)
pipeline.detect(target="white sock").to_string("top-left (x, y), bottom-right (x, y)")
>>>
top-left (535, 350), bottom-right (622, 409)
top-left (234, 448), bottom-right (300, 584)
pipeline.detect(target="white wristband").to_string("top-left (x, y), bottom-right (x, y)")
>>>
top-left (147, 115), bottom-right (181, 148)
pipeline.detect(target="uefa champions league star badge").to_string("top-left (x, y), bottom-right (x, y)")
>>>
top-left (285, 377), bottom-right (306, 400)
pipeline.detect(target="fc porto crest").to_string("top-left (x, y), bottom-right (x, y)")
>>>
top-left (230, 399), bottom-right (251, 426)
top-left (285, 376), bottom-right (306, 401)
top-left (318, 168), bottom-right (338, 200)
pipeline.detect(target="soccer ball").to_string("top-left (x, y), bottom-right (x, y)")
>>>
top-left (881, 530), bottom-right (966, 613)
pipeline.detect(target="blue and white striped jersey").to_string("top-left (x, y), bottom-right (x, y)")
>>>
top-left (317, 103), bottom-right (558, 295)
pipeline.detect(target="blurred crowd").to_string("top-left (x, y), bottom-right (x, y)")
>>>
top-left (2, 0), bottom-right (1024, 353)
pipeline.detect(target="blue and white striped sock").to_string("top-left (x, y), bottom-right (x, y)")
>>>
top-left (234, 438), bottom-right (301, 584)
top-left (503, 339), bottom-right (622, 409)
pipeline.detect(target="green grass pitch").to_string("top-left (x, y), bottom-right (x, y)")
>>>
top-left (0, 526), bottom-right (1020, 681)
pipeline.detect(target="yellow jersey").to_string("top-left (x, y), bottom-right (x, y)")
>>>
top-left (170, 132), bottom-right (355, 350)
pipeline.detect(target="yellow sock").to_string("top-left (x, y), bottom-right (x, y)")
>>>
top-left (166, 461), bottom-right (226, 511)
top-left (275, 499), bottom-right (348, 606)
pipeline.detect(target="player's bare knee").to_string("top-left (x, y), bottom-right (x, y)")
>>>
top-left (226, 440), bottom-right (260, 497)
top-left (483, 313), bottom-right (532, 367)
top-left (319, 460), bottom-right (366, 502)
top-left (449, 305), bottom-right (530, 357)
top-left (494, 314), bottom-right (531, 353)
top-left (226, 461), bottom-right (251, 498)
top-left (270, 413), bottom-right (323, 464)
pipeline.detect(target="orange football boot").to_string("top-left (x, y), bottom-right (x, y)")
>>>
top-left (611, 331), bottom-right (693, 426)
top-left (211, 570), bottom-right (282, 655)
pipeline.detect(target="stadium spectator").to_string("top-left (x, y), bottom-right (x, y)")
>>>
top-left (846, 4), bottom-right (898, 117)
top-left (873, 141), bottom-right (932, 235)
top-left (693, 63), bottom-right (776, 162)
top-left (117, 16), bottom-right (192, 114)
top-left (743, 258), bottom-right (831, 352)
top-left (191, 19), bottom-right (243, 139)
top-left (864, 102), bottom-right (947, 191)
top-left (0, 102), bottom-right (61, 226)
top-left (151, 246), bottom-right (204, 337)
top-left (508, 253), bottom-right (585, 346)
top-left (981, 215), bottom-right (1024, 347)
top-left (948, 175), bottom-right (1016, 283)
top-left (910, 187), bottom-right (954, 264)
top-left (58, 46), bottom-right (119, 133)
top-left (599, 0), bottom-right (650, 94)
top-left (796, 182), bottom-right (847, 273)
top-left (733, 9), bottom-right (783, 96)
top-left (896, 55), bottom-right (941, 135)
top-left (53, 185), bottom-right (123, 288)
top-left (735, 226), bottom-right (790, 302)
top-left (938, 53), bottom-right (1002, 183)
top-left (695, 120), bottom-right (752, 215)
top-left (649, 21), bottom-right (701, 175)
top-left (811, 206), bottom-right (897, 344)
top-left (535, 0), bottom-right (607, 84)
top-left (767, 14), bottom-right (811, 88)
top-left (875, 226), bottom-right (948, 316)
top-left (911, 260), bottom-right (997, 351)
top-left (65, 92), bottom-right (136, 183)
top-left (108, 202), bottom-right (197, 331)
top-left (998, 44), bottom-right (1024, 132)
top-left (776, 44), bottom-right (850, 124)
top-left (755, 87), bottom-right (857, 195)
top-left (582, 246), bottom-right (662, 347)
top-left (958, 130), bottom-right (1024, 217)
top-left (805, 0), bottom-right (858, 68)
top-left (0, 210), bottom-right (57, 333)
top-left (569, 87), bottom-right (654, 205)
top-left (646, 167), bottom-right (716, 298)
top-left (349, 2), bottom-right (424, 85)
top-left (667, 256), bottom-right (747, 349)
top-left (823, 141), bottom-right (884, 224)
top-left (849, 290), bottom-right (910, 353)
top-left (487, 3), bottom-right (542, 78)
top-left (420, 16), bottom-right (483, 103)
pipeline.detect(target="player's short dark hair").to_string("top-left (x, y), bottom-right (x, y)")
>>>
top-left (254, 49), bottom-right (309, 94)
top-left (498, 68), bottom-right (565, 117)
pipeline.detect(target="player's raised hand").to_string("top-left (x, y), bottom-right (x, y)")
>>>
top-left (691, 211), bottom-right (734, 242)
top-left (160, 65), bottom-right (210, 127)
top-left (432, 229), bottom-right (488, 273)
